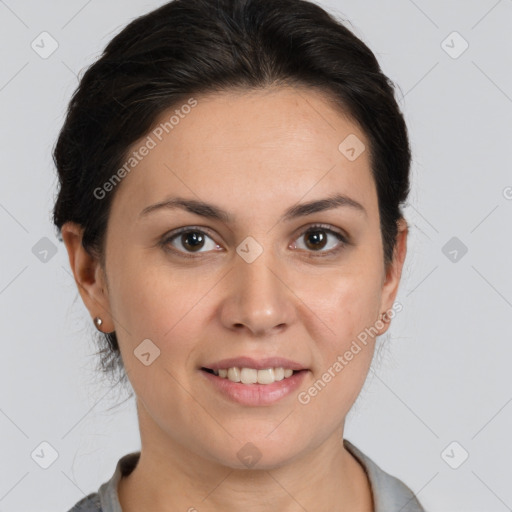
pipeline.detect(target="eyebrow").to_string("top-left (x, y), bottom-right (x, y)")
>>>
top-left (138, 193), bottom-right (367, 222)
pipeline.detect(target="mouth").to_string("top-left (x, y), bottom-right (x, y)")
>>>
top-left (201, 366), bottom-right (306, 385)
top-left (200, 366), bottom-right (308, 406)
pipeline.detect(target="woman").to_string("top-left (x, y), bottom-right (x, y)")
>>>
top-left (54, 0), bottom-right (426, 510)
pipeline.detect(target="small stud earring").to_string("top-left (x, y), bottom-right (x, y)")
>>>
top-left (94, 316), bottom-right (115, 334)
top-left (93, 316), bottom-right (103, 331)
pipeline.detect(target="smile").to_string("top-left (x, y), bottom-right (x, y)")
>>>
top-left (200, 367), bottom-right (308, 406)
top-left (202, 366), bottom-right (296, 384)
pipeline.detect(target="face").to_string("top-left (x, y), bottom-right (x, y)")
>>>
top-left (63, 86), bottom-right (407, 470)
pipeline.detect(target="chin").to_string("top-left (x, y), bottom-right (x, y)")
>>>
top-left (204, 436), bottom-right (305, 471)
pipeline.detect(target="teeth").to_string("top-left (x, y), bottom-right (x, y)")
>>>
top-left (227, 367), bottom-right (241, 382)
top-left (211, 367), bottom-right (297, 384)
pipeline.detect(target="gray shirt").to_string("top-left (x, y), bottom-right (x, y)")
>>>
top-left (66, 439), bottom-right (426, 511)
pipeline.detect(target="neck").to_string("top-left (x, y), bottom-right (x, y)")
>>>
top-left (118, 404), bottom-right (373, 512)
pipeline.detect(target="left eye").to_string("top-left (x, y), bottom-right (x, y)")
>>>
top-left (292, 225), bottom-right (347, 254)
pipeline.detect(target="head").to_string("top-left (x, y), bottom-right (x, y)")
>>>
top-left (54, 0), bottom-right (410, 468)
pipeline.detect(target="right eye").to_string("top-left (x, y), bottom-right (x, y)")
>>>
top-left (160, 227), bottom-right (222, 257)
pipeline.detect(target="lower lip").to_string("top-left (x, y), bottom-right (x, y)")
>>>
top-left (200, 369), bottom-right (308, 406)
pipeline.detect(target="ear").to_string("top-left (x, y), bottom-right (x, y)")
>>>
top-left (376, 218), bottom-right (408, 335)
top-left (60, 221), bottom-right (114, 333)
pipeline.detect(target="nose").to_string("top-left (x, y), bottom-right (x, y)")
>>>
top-left (219, 247), bottom-right (297, 336)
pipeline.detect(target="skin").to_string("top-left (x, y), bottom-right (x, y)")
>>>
top-left (62, 86), bottom-right (407, 512)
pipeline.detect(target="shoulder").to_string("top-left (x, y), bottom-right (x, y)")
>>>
top-left (65, 451), bottom-right (140, 512)
top-left (65, 492), bottom-right (103, 512)
top-left (344, 439), bottom-right (427, 512)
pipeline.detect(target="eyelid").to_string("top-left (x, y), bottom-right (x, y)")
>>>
top-left (294, 223), bottom-right (348, 243)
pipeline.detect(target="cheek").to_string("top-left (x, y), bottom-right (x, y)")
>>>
top-left (110, 266), bottom-right (205, 397)
top-left (306, 264), bottom-right (383, 345)
top-left (108, 255), bottom-right (209, 337)
top-left (297, 277), bottom-right (381, 422)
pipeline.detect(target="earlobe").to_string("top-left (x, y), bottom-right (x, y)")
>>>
top-left (60, 221), bottom-right (115, 333)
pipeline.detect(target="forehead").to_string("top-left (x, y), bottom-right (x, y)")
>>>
top-left (111, 86), bottom-right (378, 222)
top-left (161, 86), bottom-right (364, 158)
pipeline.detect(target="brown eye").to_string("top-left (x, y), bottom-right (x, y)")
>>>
top-left (162, 227), bottom-right (220, 255)
top-left (293, 225), bottom-right (347, 256)
top-left (304, 229), bottom-right (328, 250)
top-left (180, 231), bottom-right (206, 252)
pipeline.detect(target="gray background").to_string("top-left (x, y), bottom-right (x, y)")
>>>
top-left (1, 1), bottom-right (511, 511)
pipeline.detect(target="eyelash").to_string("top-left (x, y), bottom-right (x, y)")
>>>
top-left (160, 223), bottom-right (349, 260)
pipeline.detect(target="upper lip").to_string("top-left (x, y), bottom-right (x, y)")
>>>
top-left (202, 356), bottom-right (307, 371)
